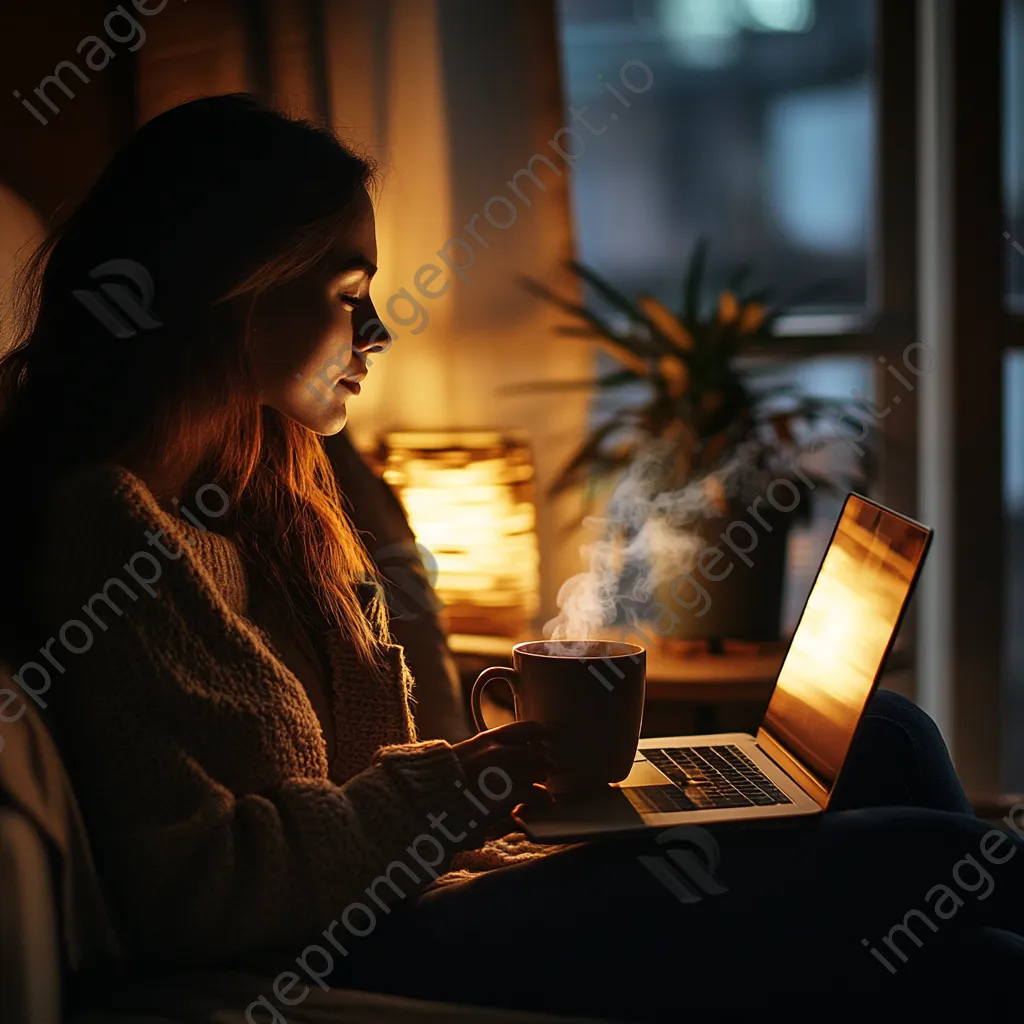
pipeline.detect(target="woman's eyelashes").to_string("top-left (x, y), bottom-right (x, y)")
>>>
top-left (338, 293), bottom-right (365, 309)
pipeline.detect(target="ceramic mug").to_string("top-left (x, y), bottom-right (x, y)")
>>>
top-left (471, 640), bottom-right (646, 793)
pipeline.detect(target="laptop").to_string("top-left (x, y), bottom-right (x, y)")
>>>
top-left (515, 493), bottom-right (933, 842)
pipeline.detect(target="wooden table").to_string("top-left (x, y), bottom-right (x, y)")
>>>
top-left (449, 633), bottom-right (913, 735)
top-left (450, 633), bottom-right (780, 696)
top-left (449, 633), bottom-right (782, 734)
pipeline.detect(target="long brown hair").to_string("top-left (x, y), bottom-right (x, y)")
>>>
top-left (0, 94), bottom-right (390, 666)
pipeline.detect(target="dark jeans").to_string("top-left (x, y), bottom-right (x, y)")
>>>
top-left (337, 692), bottom-right (1024, 1018)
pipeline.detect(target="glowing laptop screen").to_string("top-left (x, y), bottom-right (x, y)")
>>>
top-left (761, 495), bottom-right (931, 793)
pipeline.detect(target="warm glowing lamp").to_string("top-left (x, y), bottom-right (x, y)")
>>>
top-left (376, 431), bottom-right (541, 636)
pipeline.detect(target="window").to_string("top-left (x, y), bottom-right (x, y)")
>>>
top-left (746, 355), bottom-right (876, 630)
top-left (557, 0), bottom-right (876, 312)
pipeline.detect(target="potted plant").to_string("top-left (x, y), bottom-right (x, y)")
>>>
top-left (513, 240), bottom-right (874, 645)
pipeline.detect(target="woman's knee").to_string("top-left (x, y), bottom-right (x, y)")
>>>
top-left (833, 690), bottom-right (951, 810)
top-left (857, 689), bottom-right (970, 813)
top-left (866, 689), bottom-right (941, 742)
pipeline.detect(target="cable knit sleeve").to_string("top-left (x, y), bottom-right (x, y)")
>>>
top-left (29, 466), bottom-right (479, 965)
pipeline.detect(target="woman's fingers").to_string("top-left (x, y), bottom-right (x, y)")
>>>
top-left (484, 720), bottom-right (551, 746)
top-left (459, 745), bottom-right (555, 794)
top-left (482, 784), bottom-right (553, 839)
top-left (454, 720), bottom-right (559, 799)
top-left (516, 782), bottom-right (555, 807)
top-left (497, 783), bottom-right (550, 820)
top-left (489, 743), bottom-right (557, 783)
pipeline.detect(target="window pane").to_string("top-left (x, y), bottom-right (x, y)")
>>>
top-left (556, 0), bottom-right (876, 313)
top-left (1006, 0), bottom-right (1024, 308)
top-left (1004, 350), bottom-right (1024, 790)
top-left (747, 356), bottom-right (877, 632)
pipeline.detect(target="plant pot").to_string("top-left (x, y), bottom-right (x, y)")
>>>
top-left (650, 502), bottom-right (792, 645)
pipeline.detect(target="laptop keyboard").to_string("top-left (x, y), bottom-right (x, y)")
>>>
top-left (641, 744), bottom-right (793, 811)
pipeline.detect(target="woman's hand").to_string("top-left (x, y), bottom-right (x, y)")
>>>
top-left (451, 721), bottom-right (556, 824)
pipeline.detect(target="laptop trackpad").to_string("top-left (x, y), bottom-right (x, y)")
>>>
top-left (515, 761), bottom-right (684, 841)
top-left (619, 760), bottom-right (669, 788)
top-left (515, 784), bottom-right (646, 840)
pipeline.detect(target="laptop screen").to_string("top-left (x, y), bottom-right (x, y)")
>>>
top-left (760, 494), bottom-right (931, 794)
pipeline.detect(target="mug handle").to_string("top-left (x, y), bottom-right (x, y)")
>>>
top-left (470, 666), bottom-right (520, 732)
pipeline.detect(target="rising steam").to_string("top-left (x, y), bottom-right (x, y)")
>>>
top-left (543, 441), bottom-right (760, 642)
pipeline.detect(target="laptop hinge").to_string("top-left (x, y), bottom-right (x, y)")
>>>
top-left (756, 728), bottom-right (831, 809)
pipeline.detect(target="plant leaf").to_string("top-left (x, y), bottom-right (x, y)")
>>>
top-left (565, 260), bottom-right (639, 320)
top-left (520, 274), bottom-right (664, 359)
top-left (565, 260), bottom-right (678, 356)
top-left (738, 302), bottom-right (767, 333)
top-left (701, 430), bottom-right (730, 468)
top-left (657, 354), bottom-right (690, 398)
top-left (518, 275), bottom-right (613, 327)
top-left (595, 339), bottom-right (650, 376)
top-left (727, 263), bottom-right (753, 294)
top-left (636, 294), bottom-right (695, 353)
top-left (681, 237), bottom-right (709, 325)
top-left (549, 418), bottom-right (633, 496)
top-left (499, 369), bottom-right (640, 395)
top-left (718, 291), bottom-right (740, 325)
top-left (554, 325), bottom-right (602, 337)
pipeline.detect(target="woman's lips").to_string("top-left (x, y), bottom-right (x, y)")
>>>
top-left (337, 379), bottom-right (362, 396)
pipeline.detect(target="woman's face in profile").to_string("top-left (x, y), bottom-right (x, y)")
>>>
top-left (250, 187), bottom-right (390, 435)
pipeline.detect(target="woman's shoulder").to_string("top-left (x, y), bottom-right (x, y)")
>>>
top-left (41, 463), bottom-right (177, 570)
top-left (35, 464), bottom-right (201, 616)
top-left (49, 462), bottom-right (162, 522)
top-left (37, 463), bottom-right (251, 628)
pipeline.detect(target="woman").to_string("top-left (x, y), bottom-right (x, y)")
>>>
top-left (0, 96), bottom-right (1019, 1020)
top-left (0, 92), bottom-right (552, 961)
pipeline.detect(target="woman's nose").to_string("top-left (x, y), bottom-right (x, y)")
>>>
top-left (354, 300), bottom-right (393, 354)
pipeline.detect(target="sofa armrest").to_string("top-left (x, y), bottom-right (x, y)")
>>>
top-left (0, 807), bottom-right (61, 1024)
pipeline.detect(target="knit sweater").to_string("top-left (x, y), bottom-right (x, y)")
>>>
top-left (31, 465), bottom-right (548, 967)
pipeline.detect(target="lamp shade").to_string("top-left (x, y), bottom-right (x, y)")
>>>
top-left (377, 431), bottom-right (540, 637)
